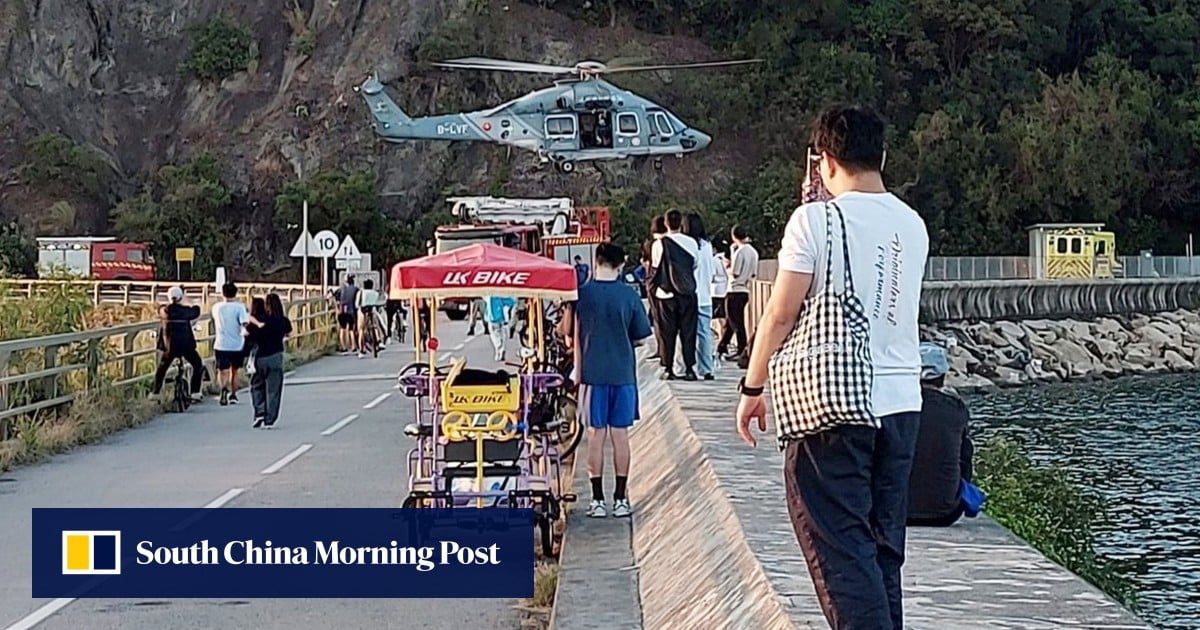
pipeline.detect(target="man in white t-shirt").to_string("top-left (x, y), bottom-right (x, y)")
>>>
top-left (734, 105), bottom-right (929, 630)
top-left (211, 282), bottom-right (250, 406)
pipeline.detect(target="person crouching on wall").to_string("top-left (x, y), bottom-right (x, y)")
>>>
top-left (907, 342), bottom-right (986, 527)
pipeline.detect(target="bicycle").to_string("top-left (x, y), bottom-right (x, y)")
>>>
top-left (361, 309), bottom-right (383, 358)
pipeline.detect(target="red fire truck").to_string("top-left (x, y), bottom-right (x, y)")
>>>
top-left (36, 237), bottom-right (155, 281)
top-left (429, 198), bottom-right (611, 319)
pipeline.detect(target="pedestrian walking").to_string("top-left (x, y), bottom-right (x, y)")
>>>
top-left (211, 282), bottom-right (249, 406)
top-left (712, 250), bottom-right (729, 361)
top-left (247, 293), bottom-right (293, 429)
top-left (334, 276), bottom-right (359, 354)
top-left (735, 105), bottom-right (930, 630)
top-left (651, 209), bottom-right (699, 380)
top-left (466, 297), bottom-right (486, 336)
top-left (642, 216), bottom-right (668, 365)
top-left (719, 225), bottom-right (758, 361)
top-left (563, 243), bottom-right (652, 518)
top-left (683, 213), bottom-right (718, 380)
top-left (484, 294), bottom-right (516, 362)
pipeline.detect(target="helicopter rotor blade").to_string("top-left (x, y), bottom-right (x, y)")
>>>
top-left (433, 57), bottom-right (577, 74)
top-left (599, 59), bottom-right (763, 74)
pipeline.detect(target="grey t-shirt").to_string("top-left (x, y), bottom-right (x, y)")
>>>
top-left (338, 284), bottom-right (360, 314)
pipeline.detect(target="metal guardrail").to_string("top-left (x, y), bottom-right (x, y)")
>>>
top-left (0, 297), bottom-right (337, 436)
top-left (0, 280), bottom-right (325, 306)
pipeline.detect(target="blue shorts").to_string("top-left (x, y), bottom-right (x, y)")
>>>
top-left (583, 383), bottom-right (638, 429)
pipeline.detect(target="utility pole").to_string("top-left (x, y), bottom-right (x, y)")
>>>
top-left (302, 198), bottom-right (309, 295)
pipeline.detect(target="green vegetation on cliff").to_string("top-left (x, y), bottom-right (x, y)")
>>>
top-left (182, 16), bottom-right (257, 81)
top-left (113, 154), bottom-right (231, 279)
top-left (572, 0), bottom-right (1200, 257)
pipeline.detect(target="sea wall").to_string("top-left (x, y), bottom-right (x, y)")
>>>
top-left (921, 278), bottom-right (1200, 322)
top-left (926, 308), bottom-right (1200, 389)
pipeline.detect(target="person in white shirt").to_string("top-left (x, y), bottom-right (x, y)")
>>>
top-left (735, 105), bottom-right (929, 630)
top-left (711, 250), bottom-right (729, 359)
top-left (650, 209), bottom-right (700, 380)
top-left (683, 213), bottom-right (718, 380)
top-left (355, 278), bottom-right (383, 357)
top-left (211, 282), bottom-right (249, 406)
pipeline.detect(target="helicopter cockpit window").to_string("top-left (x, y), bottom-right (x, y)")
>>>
top-left (545, 115), bottom-right (576, 137)
top-left (652, 112), bottom-right (674, 136)
top-left (617, 112), bottom-right (639, 135)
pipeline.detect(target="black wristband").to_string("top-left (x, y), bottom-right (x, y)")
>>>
top-left (738, 377), bottom-right (764, 397)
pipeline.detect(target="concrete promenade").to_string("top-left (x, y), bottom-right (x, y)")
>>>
top-left (554, 350), bottom-right (1152, 630)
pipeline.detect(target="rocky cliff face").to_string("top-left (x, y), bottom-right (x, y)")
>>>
top-left (0, 0), bottom-right (739, 269)
top-left (925, 309), bottom-right (1200, 390)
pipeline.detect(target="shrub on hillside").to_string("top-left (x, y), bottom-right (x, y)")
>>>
top-left (182, 16), bottom-right (257, 81)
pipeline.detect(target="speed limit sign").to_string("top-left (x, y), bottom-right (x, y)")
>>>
top-left (313, 230), bottom-right (339, 258)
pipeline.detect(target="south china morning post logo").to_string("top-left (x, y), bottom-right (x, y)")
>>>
top-left (61, 530), bottom-right (122, 575)
top-left (35, 508), bottom-right (533, 598)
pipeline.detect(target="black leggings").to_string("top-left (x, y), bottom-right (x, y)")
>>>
top-left (153, 348), bottom-right (204, 395)
top-left (719, 292), bottom-right (749, 354)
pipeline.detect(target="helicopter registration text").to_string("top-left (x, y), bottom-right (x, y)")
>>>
top-left (437, 122), bottom-right (471, 136)
top-left (442, 271), bottom-right (531, 286)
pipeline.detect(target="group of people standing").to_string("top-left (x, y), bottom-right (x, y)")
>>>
top-left (640, 210), bottom-right (760, 380)
top-left (151, 283), bottom-right (293, 429)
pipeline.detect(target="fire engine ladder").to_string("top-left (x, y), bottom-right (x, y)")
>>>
top-left (446, 197), bottom-right (575, 236)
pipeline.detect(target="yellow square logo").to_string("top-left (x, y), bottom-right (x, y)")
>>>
top-left (61, 531), bottom-right (121, 575)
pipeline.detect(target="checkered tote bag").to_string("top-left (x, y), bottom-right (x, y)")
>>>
top-left (768, 202), bottom-right (876, 445)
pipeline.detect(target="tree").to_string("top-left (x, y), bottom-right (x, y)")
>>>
top-left (113, 154), bottom-right (232, 278)
top-left (0, 221), bottom-right (36, 277)
top-left (275, 170), bottom-right (411, 264)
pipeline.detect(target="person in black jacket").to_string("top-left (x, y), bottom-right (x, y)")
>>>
top-left (650, 210), bottom-right (699, 380)
top-left (152, 286), bottom-right (204, 400)
top-left (246, 293), bottom-right (293, 429)
top-left (908, 343), bottom-right (975, 527)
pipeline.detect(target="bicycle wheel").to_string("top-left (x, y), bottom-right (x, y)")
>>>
top-left (556, 394), bottom-right (583, 459)
top-left (174, 374), bottom-right (189, 412)
top-left (372, 326), bottom-right (380, 357)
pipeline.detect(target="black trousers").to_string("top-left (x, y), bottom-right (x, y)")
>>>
top-left (153, 348), bottom-right (204, 395)
top-left (719, 291), bottom-right (749, 355)
top-left (659, 293), bottom-right (698, 372)
top-left (783, 412), bottom-right (921, 630)
top-left (647, 294), bottom-right (666, 362)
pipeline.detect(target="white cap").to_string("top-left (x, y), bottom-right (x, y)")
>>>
top-left (168, 286), bottom-right (185, 302)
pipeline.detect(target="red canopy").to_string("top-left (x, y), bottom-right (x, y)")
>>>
top-left (389, 243), bottom-right (578, 300)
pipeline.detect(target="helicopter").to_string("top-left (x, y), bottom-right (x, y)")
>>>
top-left (354, 56), bottom-right (760, 173)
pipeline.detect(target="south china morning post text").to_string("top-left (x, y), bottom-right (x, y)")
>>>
top-left (33, 508), bottom-right (535, 598)
top-left (134, 538), bottom-right (499, 572)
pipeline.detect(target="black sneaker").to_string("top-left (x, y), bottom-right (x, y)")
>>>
top-left (703, 374), bottom-right (715, 381)
top-left (252, 417), bottom-right (265, 429)
top-left (229, 392), bottom-right (239, 405)
top-left (684, 371), bottom-right (699, 382)
top-left (219, 389), bottom-right (229, 406)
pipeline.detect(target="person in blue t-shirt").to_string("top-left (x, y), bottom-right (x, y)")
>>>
top-left (564, 243), bottom-right (652, 519)
top-left (574, 255), bottom-right (591, 287)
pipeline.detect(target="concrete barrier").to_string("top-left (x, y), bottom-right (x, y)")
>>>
top-left (749, 278), bottom-right (1200, 328)
top-left (622, 358), bottom-right (792, 630)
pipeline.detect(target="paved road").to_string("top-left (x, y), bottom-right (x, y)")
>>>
top-left (0, 318), bottom-right (523, 630)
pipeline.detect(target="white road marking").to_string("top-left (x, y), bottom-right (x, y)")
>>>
top-left (260, 444), bottom-right (313, 474)
top-left (204, 488), bottom-right (245, 509)
top-left (451, 342), bottom-right (465, 351)
top-left (321, 414), bottom-right (360, 436)
top-left (5, 598), bottom-right (75, 630)
top-left (363, 393), bottom-right (391, 409)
